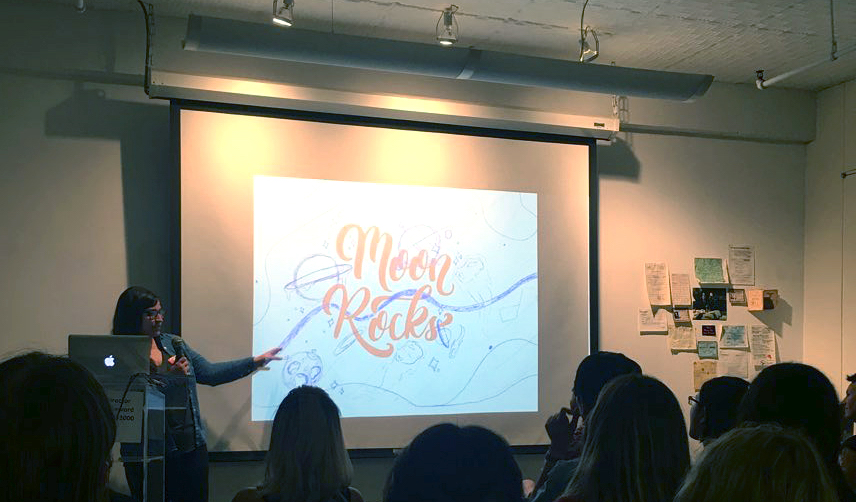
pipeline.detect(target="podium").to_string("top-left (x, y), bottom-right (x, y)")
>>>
top-left (107, 382), bottom-right (165, 502)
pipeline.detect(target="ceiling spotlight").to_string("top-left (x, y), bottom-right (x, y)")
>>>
top-left (436, 5), bottom-right (459, 46)
top-left (273, 0), bottom-right (294, 27)
top-left (579, 26), bottom-right (599, 63)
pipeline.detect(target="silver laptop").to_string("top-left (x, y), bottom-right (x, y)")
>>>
top-left (68, 334), bottom-right (150, 387)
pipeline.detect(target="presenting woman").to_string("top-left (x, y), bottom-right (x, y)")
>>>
top-left (113, 286), bottom-right (281, 502)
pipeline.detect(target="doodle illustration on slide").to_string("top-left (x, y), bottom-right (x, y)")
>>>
top-left (251, 176), bottom-right (538, 420)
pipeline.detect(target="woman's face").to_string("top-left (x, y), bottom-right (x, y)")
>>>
top-left (140, 300), bottom-right (164, 338)
top-left (844, 382), bottom-right (856, 421)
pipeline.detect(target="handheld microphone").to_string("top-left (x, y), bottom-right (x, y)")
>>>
top-left (172, 338), bottom-right (186, 360)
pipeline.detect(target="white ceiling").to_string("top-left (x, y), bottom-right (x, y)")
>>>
top-left (41, 0), bottom-right (856, 90)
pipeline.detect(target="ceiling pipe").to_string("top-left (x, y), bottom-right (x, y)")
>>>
top-left (756, 0), bottom-right (855, 90)
top-left (756, 44), bottom-right (856, 89)
top-left (183, 15), bottom-right (713, 102)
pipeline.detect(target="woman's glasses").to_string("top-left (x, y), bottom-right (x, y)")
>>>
top-left (143, 308), bottom-right (166, 319)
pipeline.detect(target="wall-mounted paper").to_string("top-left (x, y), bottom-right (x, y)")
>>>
top-left (694, 324), bottom-right (718, 339)
top-left (728, 245), bottom-right (755, 285)
top-left (673, 309), bottom-right (692, 324)
top-left (692, 288), bottom-right (728, 321)
top-left (697, 341), bottom-right (718, 359)
top-left (720, 325), bottom-right (748, 349)
top-left (763, 290), bottom-right (779, 309)
top-left (645, 263), bottom-right (671, 306)
top-left (718, 350), bottom-right (749, 379)
top-left (694, 258), bottom-right (728, 284)
top-left (747, 289), bottom-right (779, 311)
top-left (728, 289), bottom-right (747, 305)
top-left (668, 326), bottom-right (696, 351)
top-left (747, 289), bottom-right (763, 310)
top-left (694, 360), bottom-right (717, 391)
top-left (639, 308), bottom-right (668, 333)
top-left (750, 325), bottom-right (776, 369)
top-left (670, 273), bottom-right (692, 306)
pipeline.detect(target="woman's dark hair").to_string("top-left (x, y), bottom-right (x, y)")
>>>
top-left (0, 351), bottom-right (117, 502)
top-left (738, 362), bottom-right (854, 502)
top-left (384, 423), bottom-right (523, 502)
top-left (565, 374), bottom-right (690, 502)
top-left (738, 363), bottom-right (840, 466)
top-left (260, 386), bottom-right (352, 502)
top-left (572, 351), bottom-right (642, 416)
top-left (112, 286), bottom-right (159, 335)
top-left (697, 376), bottom-right (750, 441)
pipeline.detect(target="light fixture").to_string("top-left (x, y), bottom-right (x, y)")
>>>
top-left (272, 0), bottom-right (294, 27)
top-left (579, 27), bottom-right (598, 63)
top-left (578, 0), bottom-right (598, 63)
top-left (436, 5), bottom-right (459, 46)
top-left (183, 15), bottom-right (714, 101)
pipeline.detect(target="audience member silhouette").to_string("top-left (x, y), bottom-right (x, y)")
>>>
top-left (232, 386), bottom-right (363, 502)
top-left (383, 423), bottom-right (523, 502)
top-left (688, 376), bottom-right (749, 444)
top-left (530, 351), bottom-right (641, 501)
top-left (844, 374), bottom-right (856, 435)
top-left (840, 435), bottom-right (856, 493)
top-left (738, 362), bottom-right (855, 502)
top-left (0, 351), bottom-right (117, 502)
top-left (674, 424), bottom-right (839, 502)
top-left (556, 374), bottom-right (690, 502)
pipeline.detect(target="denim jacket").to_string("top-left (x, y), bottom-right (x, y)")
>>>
top-left (121, 333), bottom-right (256, 456)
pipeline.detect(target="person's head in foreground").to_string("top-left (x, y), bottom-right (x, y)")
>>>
top-left (572, 351), bottom-right (642, 417)
top-left (383, 423), bottom-right (523, 502)
top-left (738, 363), bottom-right (841, 467)
top-left (562, 374), bottom-right (690, 502)
top-left (738, 362), bottom-right (855, 501)
top-left (0, 351), bottom-right (116, 502)
top-left (674, 424), bottom-right (839, 502)
top-left (112, 285), bottom-right (164, 337)
top-left (689, 376), bottom-right (750, 444)
top-left (257, 386), bottom-right (354, 502)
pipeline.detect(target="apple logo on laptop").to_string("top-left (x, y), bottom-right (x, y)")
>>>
top-left (104, 355), bottom-right (115, 368)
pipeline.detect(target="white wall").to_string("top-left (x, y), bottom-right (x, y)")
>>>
top-left (804, 80), bottom-right (856, 394)
top-left (598, 131), bottom-right (805, 405)
top-left (0, 3), bottom-right (816, 501)
top-left (0, 5), bottom-right (172, 357)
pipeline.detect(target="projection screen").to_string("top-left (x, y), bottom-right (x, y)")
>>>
top-left (178, 104), bottom-right (594, 451)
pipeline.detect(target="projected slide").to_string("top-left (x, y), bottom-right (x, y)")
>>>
top-left (252, 176), bottom-right (538, 420)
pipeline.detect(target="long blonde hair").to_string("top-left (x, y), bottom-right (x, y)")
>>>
top-left (260, 386), bottom-right (352, 502)
top-left (674, 424), bottom-right (840, 502)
